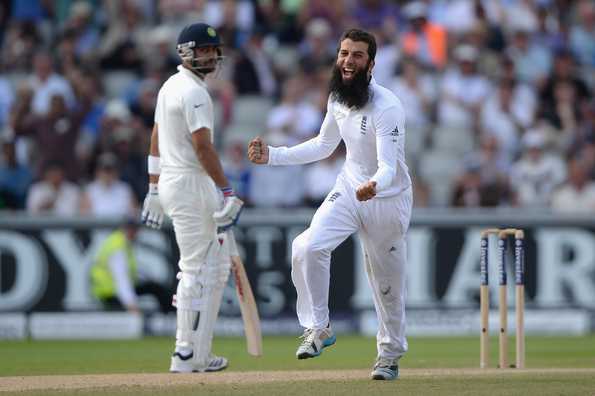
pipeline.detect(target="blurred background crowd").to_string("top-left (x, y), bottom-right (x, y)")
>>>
top-left (0, 0), bottom-right (593, 216)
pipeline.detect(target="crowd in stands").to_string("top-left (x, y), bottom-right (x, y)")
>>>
top-left (0, 0), bottom-right (593, 215)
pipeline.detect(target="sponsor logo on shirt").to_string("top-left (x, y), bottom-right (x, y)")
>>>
top-left (194, 104), bottom-right (204, 109)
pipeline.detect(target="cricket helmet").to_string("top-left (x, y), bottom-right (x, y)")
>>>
top-left (176, 23), bottom-right (222, 74)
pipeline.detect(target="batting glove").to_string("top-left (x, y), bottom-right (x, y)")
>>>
top-left (213, 187), bottom-right (244, 232)
top-left (141, 183), bottom-right (165, 229)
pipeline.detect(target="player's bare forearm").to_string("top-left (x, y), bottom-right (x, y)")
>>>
top-left (196, 145), bottom-right (229, 187)
top-left (192, 128), bottom-right (229, 188)
top-left (149, 124), bottom-right (160, 184)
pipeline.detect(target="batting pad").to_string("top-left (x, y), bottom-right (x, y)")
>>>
top-left (173, 236), bottom-right (231, 368)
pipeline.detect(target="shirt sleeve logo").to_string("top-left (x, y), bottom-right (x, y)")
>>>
top-left (360, 115), bottom-right (367, 135)
top-left (327, 191), bottom-right (341, 202)
top-left (390, 125), bottom-right (399, 142)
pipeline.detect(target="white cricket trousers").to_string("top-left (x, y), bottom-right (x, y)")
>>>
top-left (292, 176), bottom-right (412, 360)
top-left (159, 170), bottom-right (220, 273)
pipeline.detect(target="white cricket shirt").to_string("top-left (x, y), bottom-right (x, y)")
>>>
top-left (155, 65), bottom-right (214, 172)
top-left (268, 77), bottom-right (411, 198)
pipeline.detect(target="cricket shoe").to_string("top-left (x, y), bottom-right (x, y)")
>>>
top-left (170, 352), bottom-right (228, 373)
top-left (295, 325), bottom-right (336, 359)
top-left (371, 356), bottom-right (399, 380)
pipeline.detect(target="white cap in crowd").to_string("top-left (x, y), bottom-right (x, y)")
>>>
top-left (522, 129), bottom-right (546, 149)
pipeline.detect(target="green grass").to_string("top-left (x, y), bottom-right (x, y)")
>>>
top-left (1, 335), bottom-right (594, 395)
top-left (1, 335), bottom-right (594, 375)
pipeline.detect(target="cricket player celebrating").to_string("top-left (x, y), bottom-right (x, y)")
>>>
top-left (248, 29), bottom-right (412, 381)
top-left (141, 23), bottom-right (243, 373)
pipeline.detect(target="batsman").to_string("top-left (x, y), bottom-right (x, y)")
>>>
top-left (248, 29), bottom-right (412, 381)
top-left (141, 23), bottom-right (243, 373)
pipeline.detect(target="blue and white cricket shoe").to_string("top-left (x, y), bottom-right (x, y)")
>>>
top-left (371, 357), bottom-right (399, 380)
top-left (296, 325), bottom-right (336, 359)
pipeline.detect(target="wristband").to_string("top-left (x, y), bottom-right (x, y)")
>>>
top-left (148, 155), bottom-right (161, 175)
top-left (149, 183), bottom-right (158, 194)
top-left (221, 187), bottom-right (234, 197)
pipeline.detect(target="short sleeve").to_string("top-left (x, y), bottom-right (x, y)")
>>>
top-left (182, 87), bottom-right (213, 133)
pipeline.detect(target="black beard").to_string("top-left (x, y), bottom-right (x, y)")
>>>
top-left (328, 64), bottom-right (371, 109)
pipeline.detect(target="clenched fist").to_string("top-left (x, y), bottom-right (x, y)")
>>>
top-left (248, 137), bottom-right (269, 164)
top-left (356, 181), bottom-right (377, 201)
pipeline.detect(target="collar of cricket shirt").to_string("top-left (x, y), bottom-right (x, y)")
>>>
top-left (177, 65), bottom-right (208, 88)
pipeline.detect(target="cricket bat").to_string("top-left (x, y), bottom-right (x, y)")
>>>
top-left (227, 231), bottom-right (263, 357)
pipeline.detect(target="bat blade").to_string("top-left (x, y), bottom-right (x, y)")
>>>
top-left (231, 254), bottom-right (263, 356)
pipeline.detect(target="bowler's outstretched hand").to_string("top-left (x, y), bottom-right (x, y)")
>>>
top-left (356, 181), bottom-right (377, 201)
top-left (248, 137), bottom-right (269, 164)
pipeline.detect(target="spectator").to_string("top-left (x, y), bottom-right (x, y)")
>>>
top-left (510, 129), bottom-right (566, 208)
top-left (0, 73), bottom-right (14, 130)
top-left (541, 49), bottom-right (590, 111)
top-left (0, 139), bottom-right (32, 209)
top-left (13, 91), bottom-right (90, 181)
top-left (401, 1), bottom-right (447, 70)
top-left (504, 0), bottom-right (539, 36)
top-left (130, 80), bottom-right (160, 130)
top-left (297, 0), bottom-right (349, 38)
top-left (266, 75), bottom-right (323, 146)
top-left (438, 45), bottom-right (491, 130)
top-left (451, 139), bottom-right (511, 208)
top-left (568, 100), bottom-right (595, 159)
top-left (351, 0), bottom-right (400, 31)
top-left (96, 99), bottom-right (133, 155)
top-left (99, 0), bottom-right (148, 72)
top-left (110, 126), bottom-right (146, 203)
top-left (2, 21), bottom-right (41, 71)
top-left (480, 77), bottom-right (536, 164)
top-left (257, 0), bottom-right (303, 44)
top-left (506, 27), bottom-right (552, 87)
top-left (26, 161), bottom-right (81, 215)
top-left (71, 72), bottom-right (107, 171)
top-left (570, 0), bottom-right (595, 68)
top-left (143, 26), bottom-right (178, 72)
top-left (62, 1), bottom-right (101, 62)
top-left (542, 80), bottom-right (582, 151)
top-left (551, 158), bottom-right (595, 213)
top-left (56, 29), bottom-right (83, 75)
top-left (221, 138), bottom-right (252, 203)
top-left (27, 51), bottom-right (76, 115)
top-left (298, 18), bottom-right (335, 74)
top-left (389, 57), bottom-right (436, 132)
top-left (450, 160), bottom-right (484, 207)
top-left (158, 0), bottom-right (206, 31)
top-left (472, 134), bottom-right (511, 185)
top-left (0, 0), bottom-right (591, 212)
top-left (91, 219), bottom-right (171, 313)
top-left (204, 0), bottom-right (252, 50)
top-left (534, 6), bottom-right (565, 52)
top-left (369, 20), bottom-right (400, 87)
top-left (80, 152), bottom-right (137, 216)
top-left (232, 27), bottom-right (277, 96)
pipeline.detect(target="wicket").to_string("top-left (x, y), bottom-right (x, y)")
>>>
top-left (480, 228), bottom-right (525, 369)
